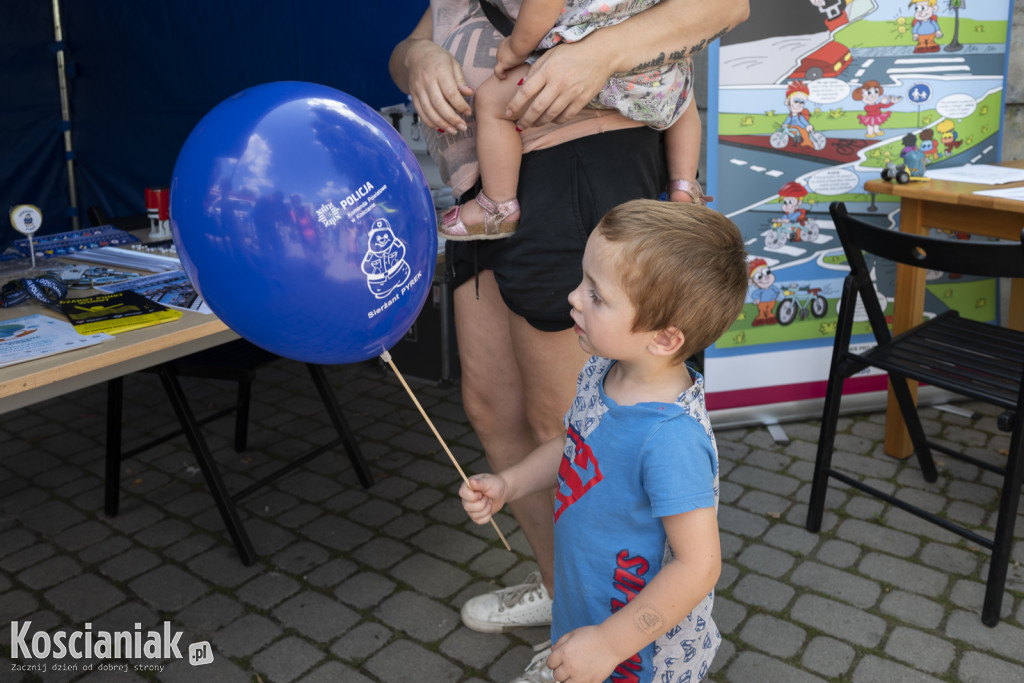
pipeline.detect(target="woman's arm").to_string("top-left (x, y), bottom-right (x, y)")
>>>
top-left (388, 9), bottom-right (474, 134)
top-left (507, 0), bottom-right (750, 128)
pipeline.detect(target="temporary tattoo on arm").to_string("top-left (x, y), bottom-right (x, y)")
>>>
top-left (633, 607), bottom-right (665, 635)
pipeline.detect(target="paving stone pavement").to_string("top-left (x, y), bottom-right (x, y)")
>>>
top-left (1, 358), bottom-right (1022, 682)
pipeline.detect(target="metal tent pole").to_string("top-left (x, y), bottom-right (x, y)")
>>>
top-left (52, 0), bottom-right (79, 230)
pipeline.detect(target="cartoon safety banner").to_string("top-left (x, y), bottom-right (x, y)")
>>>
top-left (704, 0), bottom-right (1013, 424)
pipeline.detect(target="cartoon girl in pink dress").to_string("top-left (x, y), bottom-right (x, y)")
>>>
top-left (853, 81), bottom-right (902, 138)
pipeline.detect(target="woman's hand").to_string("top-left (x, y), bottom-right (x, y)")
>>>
top-left (503, 39), bottom-right (612, 128)
top-left (395, 38), bottom-right (474, 135)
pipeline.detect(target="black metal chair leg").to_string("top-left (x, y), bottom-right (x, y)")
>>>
top-left (307, 364), bottom-right (374, 488)
top-left (104, 378), bottom-right (124, 517)
top-left (807, 371), bottom-right (846, 532)
top-left (233, 374), bottom-right (252, 452)
top-left (981, 419), bottom-right (1024, 626)
top-left (156, 364), bottom-right (258, 565)
top-left (887, 372), bottom-right (939, 482)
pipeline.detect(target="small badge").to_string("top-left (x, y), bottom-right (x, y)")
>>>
top-left (10, 204), bottom-right (42, 236)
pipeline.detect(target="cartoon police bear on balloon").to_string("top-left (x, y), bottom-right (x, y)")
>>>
top-left (362, 218), bottom-right (411, 299)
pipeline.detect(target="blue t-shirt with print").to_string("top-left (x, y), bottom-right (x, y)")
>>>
top-left (553, 356), bottom-right (721, 682)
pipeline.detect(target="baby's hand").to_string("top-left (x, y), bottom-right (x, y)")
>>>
top-left (494, 38), bottom-right (528, 79)
top-left (459, 474), bottom-right (508, 524)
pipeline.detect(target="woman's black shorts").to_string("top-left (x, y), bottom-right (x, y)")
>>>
top-left (446, 125), bottom-right (667, 332)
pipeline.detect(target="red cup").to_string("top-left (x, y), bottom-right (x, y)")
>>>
top-left (146, 187), bottom-right (170, 221)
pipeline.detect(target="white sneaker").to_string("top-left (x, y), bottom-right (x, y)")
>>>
top-left (460, 571), bottom-right (553, 633)
top-left (508, 647), bottom-right (555, 683)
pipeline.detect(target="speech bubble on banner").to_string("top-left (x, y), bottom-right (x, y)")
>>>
top-left (808, 78), bottom-right (851, 105)
top-left (807, 168), bottom-right (860, 195)
top-left (936, 93), bottom-right (977, 120)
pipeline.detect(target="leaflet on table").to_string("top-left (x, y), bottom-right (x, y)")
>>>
top-left (59, 291), bottom-right (183, 335)
top-left (924, 165), bottom-right (1024, 185)
top-left (0, 314), bottom-right (112, 368)
top-left (96, 269), bottom-right (211, 314)
top-left (972, 186), bottom-right (1024, 203)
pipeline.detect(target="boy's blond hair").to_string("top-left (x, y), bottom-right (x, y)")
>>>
top-left (595, 199), bottom-right (748, 362)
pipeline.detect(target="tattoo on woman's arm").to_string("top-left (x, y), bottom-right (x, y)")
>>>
top-left (633, 607), bottom-right (665, 634)
top-left (665, 25), bottom-right (733, 62)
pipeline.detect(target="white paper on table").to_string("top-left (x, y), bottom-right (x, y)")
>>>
top-left (924, 164), bottom-right (1024, 185)
top-left (0, 314), bottom-right (112, 368)
top-left (973, 186), bottom-right (1024, 202)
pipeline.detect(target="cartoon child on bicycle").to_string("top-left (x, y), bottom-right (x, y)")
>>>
top-left (771, 81), bottom-right (826, 151)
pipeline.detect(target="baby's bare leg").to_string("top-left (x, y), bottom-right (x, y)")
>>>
top-left (455, 64), bottom-right (530, 227)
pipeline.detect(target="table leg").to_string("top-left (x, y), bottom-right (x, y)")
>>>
top-left (885, 199), bottom-right (928, 459)
top-left (1009, 278), bottom-right (1024, 332)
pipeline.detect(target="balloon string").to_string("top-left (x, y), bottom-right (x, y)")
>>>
top-left (380, 350), bottom-right (511, 552)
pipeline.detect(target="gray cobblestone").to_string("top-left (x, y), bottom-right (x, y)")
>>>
top-left (791, 594), bottom-right (887, 648)
top-left (836, 518), bottom-right (921, 556)
top-left (859, 552), bottom-right (948, 596)
top-left (725, 651), bottom-right (826, 683)
top-left (273, 590), bottom-right (360, 641)
top-left (738, 613), bottom-right (806, 657)
top-left (731, 573), bottom-right (794, 612)
top-left (44, 574), bottom-right (125, 622)
top-left (725, 466), bottom-right (801, 496)
top-left (735, 543), bottom-right (796, 578)
top-left (214, 613), bottom-right (283, 657)
top-left (945, 609), bottom-right (1024, 664)
top-left (790, 560), bottom-right (881, 608)
top-left (800, 636), bottom-right (855, 678)
top-left (884, 625), bottom-right (956, 674)
top-left (851, 654), bottom-right (946, 682)
top-left (250, 635), bottom-right (325, 683)
top-left (376, 590), bottom-right (460, 642)
top-left (237, 571), bottom-right (301, 609)
top-left (17, 555), bottom-right (81, 590)
top-left (878, 590), bottom-right (945, 629)
top-left (128, 565), bottom-right (208, 612)
top-left (365, 639), bottom-right (463, 682)
top-left (957, 651), bottom-right (1024, 683)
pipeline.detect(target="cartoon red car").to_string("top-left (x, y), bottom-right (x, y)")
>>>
top-left (789, 41), bottom-right (852, 80)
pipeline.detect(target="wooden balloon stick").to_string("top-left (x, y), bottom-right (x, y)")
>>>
top-left (380, 350), bottom-right (511, 551)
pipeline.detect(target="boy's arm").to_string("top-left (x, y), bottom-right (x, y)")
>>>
top-left (460, 433), bottom-right (565, 524)
top-left (546, 507), bottom-right (721, 683)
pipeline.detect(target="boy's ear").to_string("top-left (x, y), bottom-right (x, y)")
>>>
top-left (649, 327), bottom-right (685, 357)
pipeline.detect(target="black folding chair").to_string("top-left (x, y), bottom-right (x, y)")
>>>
top-left (806, 201), bottom-right (1024, 626)
top-left (105, 340), bottom-right (375, 565)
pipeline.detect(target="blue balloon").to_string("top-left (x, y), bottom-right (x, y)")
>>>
top-left (171, 82), bottom-right (436, 364)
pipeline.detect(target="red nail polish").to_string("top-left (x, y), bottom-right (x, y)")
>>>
top-left (517, 78), bottom-right (524, 86)
top-left (515, 126), bottom-right (523, 132)
top-left (438, 128), bottom-right (446, 133)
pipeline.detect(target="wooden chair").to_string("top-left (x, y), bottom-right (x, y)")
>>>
top-left (806, 201), bottom-right (1024, 626)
